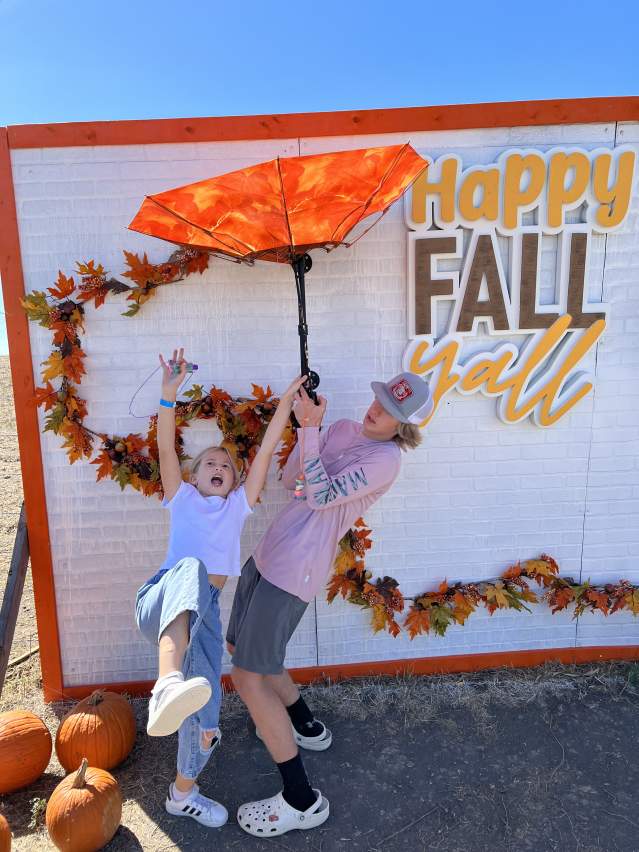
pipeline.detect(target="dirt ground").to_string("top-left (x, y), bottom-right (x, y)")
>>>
top-left (1, 357), bottom-right (639, 851)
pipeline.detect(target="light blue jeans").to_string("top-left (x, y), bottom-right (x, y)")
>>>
top-left (135, 557), bottom-right (223, 780)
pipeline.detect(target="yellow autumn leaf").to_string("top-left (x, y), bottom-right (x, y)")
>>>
top-left (370, 605), bottom-right (387, 633)
top-left (485, 583), bottom-right (510, 608)
top-left (41, 351), bottom-right (64, 381)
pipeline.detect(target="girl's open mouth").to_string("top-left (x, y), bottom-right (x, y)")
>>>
top-left (211, 476), bottom-right (223, 487)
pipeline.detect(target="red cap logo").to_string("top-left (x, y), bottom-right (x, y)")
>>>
top-left (390, 379), bottom-right (413, 403)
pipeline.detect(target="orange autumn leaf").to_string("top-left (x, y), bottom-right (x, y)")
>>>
top-left (122, 251), bottom-right (157, 286)
top-left (34, 382), bottom-right (58, 411)
top-left (47, 271), bottom-right (76, 300)
top-left (91, 449), bottom-right (114, 481)
top-left (62, 350), bottom-right (86, 383)
top-left (586, 589), bottom-right (610, 615)
top-left (333, 549), bottom-right (356, 575)
top-left (438, 579), bottom-right (449, 594)
top-left (326, 573), bottom-right (354, 603)
top-left (502, 563), bottom-right (523, 580)
top-left (546, 586), bottom-right (575, 613)
top-left (452, 591), bottom-right (476, 624)
top-left (406, 607), bottom-right (431, 639)
top-left (51, 321), bottom-right (78, 347)
top-left (124, 433), bottom-right (147, 454)
top-left (76, 260), bottom-right (106, 277)
top-left (251, 384), bottom-right (274, 403)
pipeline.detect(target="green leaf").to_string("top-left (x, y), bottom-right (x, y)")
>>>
top-left (22, 291), bottom-right (53, 327)
top-left (121, 304), bottom-right (140, 318)
top-left (429, 604), bottom-right (454, 636)
top-left (44, 404), bottom-right (67, 434)
top-left (183, 384), bottom-right (204, 400)
top-left (114, 464), bottom-right (132, 490)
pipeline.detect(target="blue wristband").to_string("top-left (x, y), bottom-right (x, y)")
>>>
top-left (159, 398), bottom-right (175, 408)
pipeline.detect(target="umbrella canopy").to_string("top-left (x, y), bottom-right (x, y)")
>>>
top-left (128, 143), bottom-right (427, 395)
top-left (128, 144), bottom-right (427, 263)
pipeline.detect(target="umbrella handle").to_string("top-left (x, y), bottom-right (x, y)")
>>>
top-left (293, 254), bottom-right (320, 405)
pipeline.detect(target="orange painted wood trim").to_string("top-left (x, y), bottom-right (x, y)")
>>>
top-left (58, 644), bottom-right (639, 701)
top-left (6, 97), bottom-right (639, 150)
top-left (0, 128), bottom-right (64, 702)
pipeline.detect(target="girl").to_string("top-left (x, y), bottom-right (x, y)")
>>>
top-left (135, 348), bottom-right (304, 829)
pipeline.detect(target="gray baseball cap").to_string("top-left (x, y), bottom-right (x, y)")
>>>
top-left (370, 372), bottom-right (434, 425)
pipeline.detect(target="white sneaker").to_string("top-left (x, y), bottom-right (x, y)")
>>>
top-left (237, 789), bottom-right (329, 837)
top-left (147, 676), bottom-right (212, 737)
top-left (165, 783), bottom-right (228, 828)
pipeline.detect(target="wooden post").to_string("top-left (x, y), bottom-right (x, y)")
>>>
top-left (0, 503), bottom-right (30, 695)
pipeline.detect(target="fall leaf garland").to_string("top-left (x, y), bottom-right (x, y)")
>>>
top-left (22, 249), bottom-right (296, 496)
top-left (330, 524), bottom-right (639, 638)
top-left (23, 250), bottom-right (639, 638)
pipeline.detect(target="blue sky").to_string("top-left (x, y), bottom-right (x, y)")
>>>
top-left (0, 0), bottom-right (637, 353)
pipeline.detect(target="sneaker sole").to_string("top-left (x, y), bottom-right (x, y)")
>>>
top-left (165, 802), bottom-right (228, 828)
top-left (147, 683), bottom-right (212, 737)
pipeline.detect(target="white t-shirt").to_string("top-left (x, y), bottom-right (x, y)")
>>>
top-left (158, 481), bottom-right (253, 576)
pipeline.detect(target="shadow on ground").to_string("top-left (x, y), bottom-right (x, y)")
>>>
top-left (1, 662), bottom-right (639, 851)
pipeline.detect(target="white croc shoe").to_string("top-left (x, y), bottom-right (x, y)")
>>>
top-left (237, 789), bottom-right (329, 837)
top-left (165, 783), bottom-right (228, 828)
top-left (147, 676), bottom-right (212, 737)
top-left (256, 720), bottom-right (333, 752)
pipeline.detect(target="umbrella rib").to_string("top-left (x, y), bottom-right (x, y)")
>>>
top-left (145, 196), bottom-right (250, 258)
top-left (275, 157), bottom-right (296, 258)
top-left (329, 143), bottom-right (420, 241)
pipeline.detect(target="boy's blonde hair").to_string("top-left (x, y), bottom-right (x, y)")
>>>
top-left (187, 445), bottom-right (241, 487)
top-left (393, 422), bottom-right (423, 452)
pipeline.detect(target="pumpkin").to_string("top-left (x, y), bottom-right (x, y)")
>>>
top-left (55, 690), bottom-right (136, 772)
top-left (0, 814), bottom-right (11, 852)
top-left (0, 710), bottom-right (52, 794)
top-left (46, 758), bottom-right (122, 852)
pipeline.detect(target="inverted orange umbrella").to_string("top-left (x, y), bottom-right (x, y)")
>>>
top-left (129, 143), bottom-right (427, 395)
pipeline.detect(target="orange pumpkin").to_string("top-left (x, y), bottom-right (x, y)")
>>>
top-left (0, 814), bottom-right (11, 852)
top-left (0, 710), bottom-right (52, 794)
top-left (55, 690), bottom-right (136, 772)
top-left (46, 758), bottom-right (122, 852)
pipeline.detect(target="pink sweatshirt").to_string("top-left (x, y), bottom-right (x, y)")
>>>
top-left (254, 419), bottom-right (402, 602)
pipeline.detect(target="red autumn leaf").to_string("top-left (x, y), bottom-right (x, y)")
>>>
top-left (51, 321), bottom-right (78, 347)
top-left (124, 433), bottom-right (147, 454)
top-left (47, 271), bottom-right (76, 300)
top-left (185, 252), bottom-right (209, 275)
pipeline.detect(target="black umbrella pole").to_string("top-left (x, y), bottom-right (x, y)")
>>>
top-left (292, 255), bottom-right (320, 404)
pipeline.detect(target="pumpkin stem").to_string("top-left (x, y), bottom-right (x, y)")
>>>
top-left (72, 758), bottom-right (89, 788)
top-left (87, 690), bottom-right (104, 706)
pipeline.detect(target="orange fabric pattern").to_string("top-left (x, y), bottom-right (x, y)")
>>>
top-left (128, 144), bottom-right (427, 262)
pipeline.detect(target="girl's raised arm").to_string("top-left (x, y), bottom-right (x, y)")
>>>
top-left (243, 376), bottom-right (307, 507)
top-left (157, 348), bottom-right (188, 502)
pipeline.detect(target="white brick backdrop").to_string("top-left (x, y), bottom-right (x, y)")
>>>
top-left (10, 121), bottom-right (639, 687)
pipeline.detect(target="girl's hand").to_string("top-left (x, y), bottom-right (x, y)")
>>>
top-left (159, 348), bottom-right (188, 399)
top-left (279, 375), bottom-right (307, 409)
top-left (293, 385), bottom-right (327, 427)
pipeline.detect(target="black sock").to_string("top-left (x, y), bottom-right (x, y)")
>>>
top-left (286, 695), bottom-right (324, 737)
top-left (277, 754), bottom-right (317, 812)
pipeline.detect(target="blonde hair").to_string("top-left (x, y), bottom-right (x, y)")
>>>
top-left (393, 422), bottom-right (423, 452)
top-left (187, 445), bottom-right (240, 487)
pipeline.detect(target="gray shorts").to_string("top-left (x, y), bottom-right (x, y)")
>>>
top-left (226, 557), bottom-right (308, 675)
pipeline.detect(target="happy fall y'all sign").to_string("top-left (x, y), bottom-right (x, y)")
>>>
top-left (402, 147), bottom-right (636, 427)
